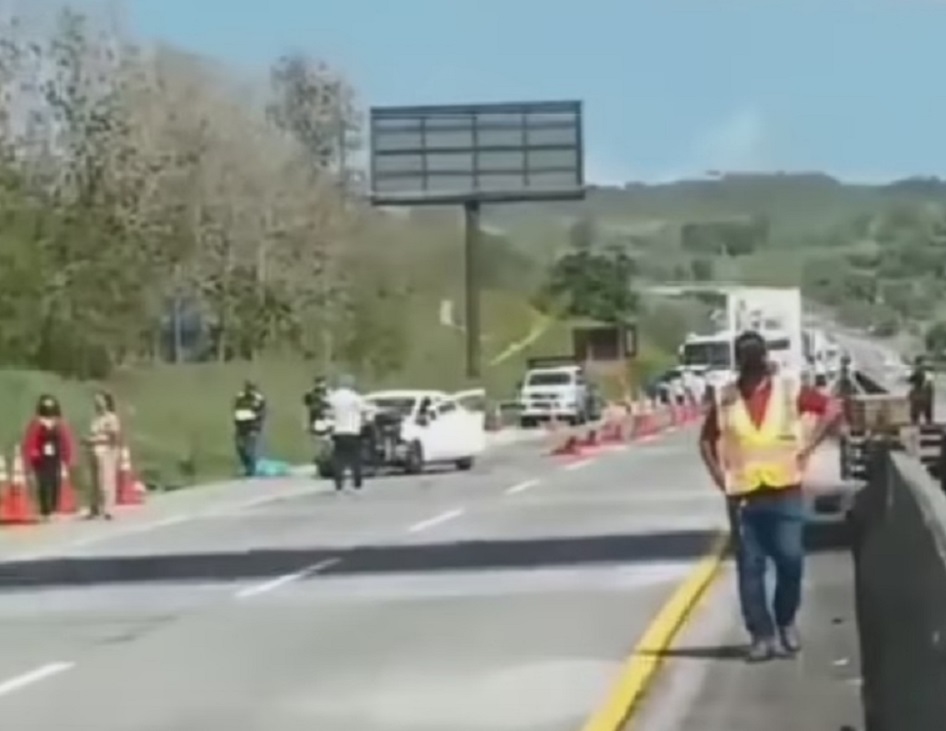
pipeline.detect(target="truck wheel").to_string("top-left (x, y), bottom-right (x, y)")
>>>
top-left (455, 457), bottom-right (474, 471)
top-left (404, 441), bottom-right (424, 475)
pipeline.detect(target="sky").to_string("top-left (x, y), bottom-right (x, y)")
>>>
top-left (117, 0), bottom-right (946, 184)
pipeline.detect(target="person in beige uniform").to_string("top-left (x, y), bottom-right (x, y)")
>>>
top-left (85, 391), bottom-right (121, 520)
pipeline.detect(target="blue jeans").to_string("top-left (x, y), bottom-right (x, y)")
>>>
top-left (235, 430), bottom-right (260, 477)
top-left (727, 488), bottom-right (805, 639)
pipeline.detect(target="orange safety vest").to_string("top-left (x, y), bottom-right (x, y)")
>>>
top-left (716, 376), bottom-right (803, 496)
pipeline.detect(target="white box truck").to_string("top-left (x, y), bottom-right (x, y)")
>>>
top-left (727, 286), bottom-right (804, 379)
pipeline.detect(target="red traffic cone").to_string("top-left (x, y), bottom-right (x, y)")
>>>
top-left (550, 434), bottom-right (581, 456)
top-left (57, 463), bottom-right (79, 515)
top-left (116, 446), bottom-right (145, 506)
top-left (0, 451), bottom-right (38, 525)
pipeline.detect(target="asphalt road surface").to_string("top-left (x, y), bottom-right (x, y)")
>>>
top-left (0, 425), bottom-right (723, 731)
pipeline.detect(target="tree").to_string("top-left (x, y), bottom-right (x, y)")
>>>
top-left (0, 5), bottom-right (379, 377)
top-left (926, 321), bottom-right (946, 355)
top-left (690, 257), bottom-right (714, 281)
top-left (537, 248), bottom-right (638, 322)
top-left (680, 215), bottom-right (767, 257)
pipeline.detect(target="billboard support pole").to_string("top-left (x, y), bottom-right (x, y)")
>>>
top-left (464, 201), bottom-right (482, 379)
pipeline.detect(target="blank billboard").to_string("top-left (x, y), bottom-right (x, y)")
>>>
top-left (369, 100), bottom-right (585, 205)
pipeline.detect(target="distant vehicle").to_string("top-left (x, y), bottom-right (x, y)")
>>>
top-left (649, 366), bottom-right (706, 405)
top-left (880, 353), bottom-right (911, 384)
top-left (516, 357), bottom-right (597, 427)
top-left (728, 287), bottom-right (804, 379)
top-left (315, 388), bottom-right (485, 479)
top-left (678, 287), bottom-right (805, 385)
top-left (678, 331), bottom-right (735, 393)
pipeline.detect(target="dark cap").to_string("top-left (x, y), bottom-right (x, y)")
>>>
top-left (734, 330), bottom-right (766, 353)
top-left (36, 394), bottom-right (60, 417)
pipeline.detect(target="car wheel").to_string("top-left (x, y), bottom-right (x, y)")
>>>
top-left (316, 460), bottom-right (334, 480)
top-left (455, 457), bottom-right (474, 471)
top-left (520, 417), bottom-right (537, 429)
top-left (404, 441), bottom-right (424, 475)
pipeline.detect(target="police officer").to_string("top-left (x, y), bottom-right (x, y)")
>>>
top-left (908, 355), bottom-right (934, 425)
top-left (326, 373), bottom-right (368, 491)
top-left (233, 380), bottom-right (266, 477)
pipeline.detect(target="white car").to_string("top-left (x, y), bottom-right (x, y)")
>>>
top-left (362, 388), bottom-right (487, 473)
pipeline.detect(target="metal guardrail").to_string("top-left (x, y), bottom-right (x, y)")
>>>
top-left (837, 363), bottom-right (946, 731)
top-left (849, 445), bottom-right (946, 731)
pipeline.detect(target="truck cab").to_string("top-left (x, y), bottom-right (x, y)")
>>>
top-left (516, 357), bottom-right (593, 427)
top-left (679, 331), bottom-right (736, 393)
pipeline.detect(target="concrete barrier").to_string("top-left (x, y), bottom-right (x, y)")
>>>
top-left (848, 443), bottom-right (946, 731)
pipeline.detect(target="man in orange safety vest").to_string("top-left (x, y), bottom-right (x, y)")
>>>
top-left (699, 330), bottom-right (841, 662)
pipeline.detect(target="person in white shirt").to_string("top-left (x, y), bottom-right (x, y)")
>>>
top-left (327, 374), bottom-right (369, 491)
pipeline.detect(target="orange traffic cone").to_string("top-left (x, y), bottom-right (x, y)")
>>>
top-left (56, 463), bottom-right (78, 515)
top-left (550, 433), bottom-right (581, 457)
top-left (116, 446), bottom-right (145, 506)
top-left (636, 400), bottom-right (657, 439)
top-left (0, 451), bottom-right (38, 525)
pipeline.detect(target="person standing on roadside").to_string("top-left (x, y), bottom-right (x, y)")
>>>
top-left (908, 355), bottom-right (934, 425)
top-left (233, 380), bottom-right (266, 477)
top-left (327, 373), bottom-right (368, 492)
top-left (699, 330), bottom-right (841, 663)
top-left (22, 394), bottom-right (76, 521)
top-left (85, 391), bottom-right (122, 521)
top-left (836, 353), bottom-right (856, 398)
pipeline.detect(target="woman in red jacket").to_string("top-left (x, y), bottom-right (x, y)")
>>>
top-left (22, 394), bottom-right (75, 520)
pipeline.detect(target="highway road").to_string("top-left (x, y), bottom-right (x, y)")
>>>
top-left (0, 424), bottom-right (722, 731)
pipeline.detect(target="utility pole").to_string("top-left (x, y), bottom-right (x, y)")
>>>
top-left (464, 201), bottom-right (482, 379)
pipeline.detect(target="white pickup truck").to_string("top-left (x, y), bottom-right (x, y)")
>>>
top-left (516, 357), bottom-right (597, 427)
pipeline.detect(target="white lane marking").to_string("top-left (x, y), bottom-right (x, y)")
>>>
top-left (407, 508), bottom-right (465, 533)
top-left (0, 662), bottom-right (74, 697)
top-left (563, 458), bottom-right (593, 471)
top-left (505, 478), bottom-right (540, 495)
top-left (235, 557), bottom-right (341, 599)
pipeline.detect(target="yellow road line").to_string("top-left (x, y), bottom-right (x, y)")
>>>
top-left (579, 532), bottom-right (729, 731)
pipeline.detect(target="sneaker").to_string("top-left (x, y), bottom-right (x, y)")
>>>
top-left (777, 625), bottom-right (802, 656)
top-left (746, 637), bottom-right (776, 663)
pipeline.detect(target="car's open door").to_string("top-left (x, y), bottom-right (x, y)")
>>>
top-left (443, 388), bottom-right (487, 456)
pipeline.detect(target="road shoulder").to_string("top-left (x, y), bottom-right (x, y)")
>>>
top-left (630, 550), bottom-right (863, 731)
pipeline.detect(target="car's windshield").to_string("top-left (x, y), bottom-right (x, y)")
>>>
top-left (367, 397), bottom-right (417, 416)
top-left (526, 371), bottom-right (573, 386)
top-left (766, 338), bottom-right (791, 351)
top-left (681, 341), bottom-right (731, 369)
